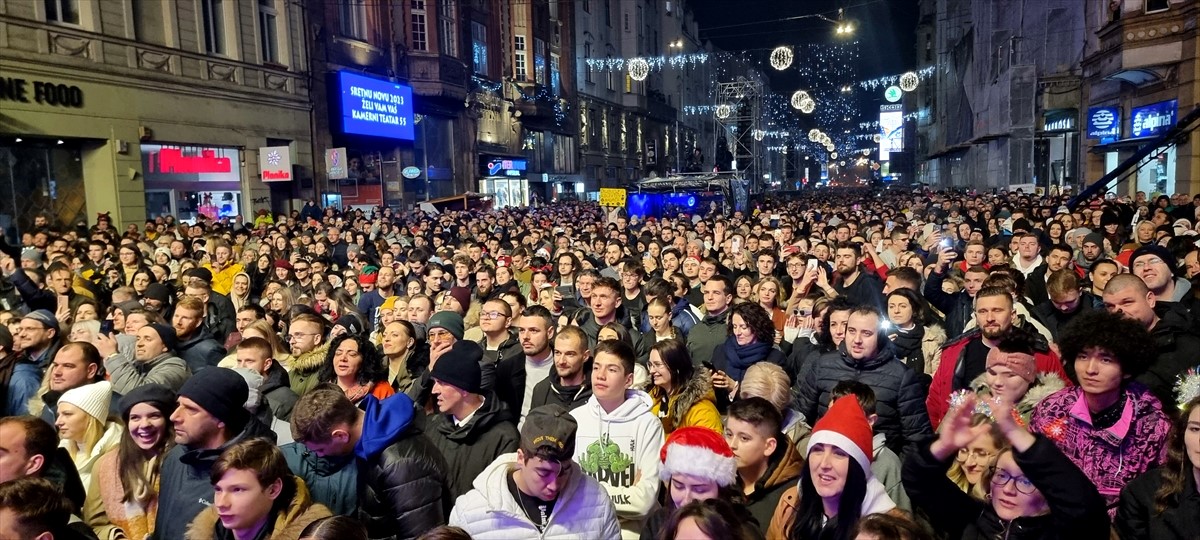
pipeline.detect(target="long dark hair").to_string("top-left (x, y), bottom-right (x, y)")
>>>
top-left (318, 333), bottom-right (387, 386)
top-left (788, 453), bottom-right (869, 540)
top-left (886, 288), bottom-right (933, 328)
top-left (728, 301), bottom-right (775, 344)
top-left (650, 338), bottom-right (693, 395)
top-left (117, 405), bottom-right (175, 505)
top-left (1154, 396), bottom-right (1200, 514)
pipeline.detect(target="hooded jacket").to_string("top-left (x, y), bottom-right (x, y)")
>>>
top-left (765, 473), bottom-right (900, 540)
top-left (184, 477), bottom-right (332, 540)
top-left (152, 417), bottom-right (277, 540)
top-left (354, 393), bottom-right (451, 540)
top-left (107, 352), bottom-right (190, 395)
top-left (927, 329), bottom-right (1068, 427)
top-left (645, 370), bottom-right (722, 435)
top-left (903, 436), bottom-right (1110, 540)
top-left (530, 369), bottom-right (592, 412)
top-left (448, 453), bottom-right (622, 540)
top-left (281, 442), bottom-right (358, 517)
top-left (970, 371), bottom-right (1067, 425)
top-left (1029, 384), bottom-right (1170, 516)
top-left (741, 434), bottom-right (805, 537)
top-left (570, 389), bottom-right (666, 540)
top-left (794, 341), bottom-right (933, 459)
top-left (174, 329), bottom-right (227, 374)
top-left (427, 393), bottom-right (520, 500)
top-left (289, 342), bottom-right (331, 397)
top-left (260, 361), bottom-right (298, 421)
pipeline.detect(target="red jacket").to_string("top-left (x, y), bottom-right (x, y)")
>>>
top-left (926, 331), bottom-right (1071, 427)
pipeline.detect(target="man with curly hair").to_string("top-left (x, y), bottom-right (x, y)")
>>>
top-left (1030, 309), bottom-right (1171, 518)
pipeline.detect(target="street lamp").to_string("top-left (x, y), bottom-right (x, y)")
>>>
top-left (834, 9), bottom-right (855, 36)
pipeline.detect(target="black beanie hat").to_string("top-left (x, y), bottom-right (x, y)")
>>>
top-left (147, 323), bottom-right (178, 352)
top-left (429, 340), bottom-right (483, 394)
top-left (1130, 244), bottom-right (1178, 273)
top-left (119, 383), bottom-right (178, 421)
top-left (178, 368), bottom-right (250, 431)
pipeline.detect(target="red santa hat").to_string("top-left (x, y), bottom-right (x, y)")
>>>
top-left (496, 255), bottom-right (512, 268)
top-left (807, 395), bottom-right (874, 475)
top-left (658, 427), bottom-right (738, 487)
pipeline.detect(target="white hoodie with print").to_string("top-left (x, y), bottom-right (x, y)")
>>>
top-left (570, 389), bottom-right (665, 540)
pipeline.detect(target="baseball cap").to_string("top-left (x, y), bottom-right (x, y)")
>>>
top-left (23, 309), bottom-right (59, 334)
top-left (521, 404), bottom-right (578, 462)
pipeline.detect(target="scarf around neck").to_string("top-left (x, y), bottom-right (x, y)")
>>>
top-left (723, 337), bottom-right (771, 382)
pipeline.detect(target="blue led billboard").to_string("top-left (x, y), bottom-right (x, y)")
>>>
top-left (337, 71), bottom-right (415, 140)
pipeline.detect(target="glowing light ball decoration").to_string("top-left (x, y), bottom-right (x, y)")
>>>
top-left (752, 129), bottom-right (765, 141)
top-left (899, 71), bottom-right (920, 92)
top-left (790, 90), bottom-right (811, 110)
top-left (715, 104), bottom-right (732, 119)
top-left (799, 98), bottom-right (816, 114)
top-left (873, 134), bottom-right (882, 143)
top-left (628, 58), bottom-right (650, 81)
top-left (808, 129), bottom-right (821, 141)
top-left (770, 46), bottom-right (794, 70)
top-left (830, 152), bottom-right (838, 159)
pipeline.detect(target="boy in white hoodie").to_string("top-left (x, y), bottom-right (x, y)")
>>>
top-left (570, 339), bottom-right (665, 540)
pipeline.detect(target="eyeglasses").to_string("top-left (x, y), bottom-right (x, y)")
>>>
top-left (480, 310), bottom-right (508, 320)
top-left (294, 266), bottom-right (310, 272)
top-left (287, 333), bottom-right (319, 342)
top-left (958, 448), bottom-right (996, 462)
top-left (990, 469), bottom-right (1038, 494)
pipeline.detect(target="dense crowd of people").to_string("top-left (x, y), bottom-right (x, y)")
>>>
top-left (2, 187), bottom-right (1200, 540)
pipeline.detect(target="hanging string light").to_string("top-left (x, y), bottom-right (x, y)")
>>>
top-left (769, 46), bottom-right (794, 70)
top-left (628, 58), bottom-right (650, 82)
top-left (899, 71), bottom-right (920, 92)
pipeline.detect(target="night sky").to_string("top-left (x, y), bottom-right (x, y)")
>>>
top-left (691, 0), bottom-right (920, 91)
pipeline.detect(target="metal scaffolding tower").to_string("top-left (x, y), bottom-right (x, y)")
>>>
top-left (715, 78), bottom-right (763, 193)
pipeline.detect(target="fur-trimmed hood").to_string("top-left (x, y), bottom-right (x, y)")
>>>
top-left (647, 369), bottom-right (716, 433)
top-left (970, 371), bottom-right (1068, 422)
top-left (290, 342), bottom-right (330, 374)
top-left (184, 477), bottom-right (331, 540)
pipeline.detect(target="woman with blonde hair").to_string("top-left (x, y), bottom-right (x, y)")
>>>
top-left (754, 276), bottom-right (788, 340)
top-left (56, 380), bottom-right (123, 493)
top-left (86, 384), bottom-right (177, 540)
top-left (739, 362), bottom-right (810, 446)
top-left (943, 413), bottom-right (1009, 500)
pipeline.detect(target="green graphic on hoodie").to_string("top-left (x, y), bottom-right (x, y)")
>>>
top-left (578, 434), bottom-right (636, 487)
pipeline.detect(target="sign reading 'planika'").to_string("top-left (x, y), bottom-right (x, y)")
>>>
top-left (260, 146), bottom-right (292, 182)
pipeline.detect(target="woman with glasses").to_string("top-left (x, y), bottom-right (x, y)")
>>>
top-left (903, 394), bottom-right (1110, 539)
top-left (944, 414), bottom-right (1008, 500)
top-left (645, 339), bottom-right (721, 436)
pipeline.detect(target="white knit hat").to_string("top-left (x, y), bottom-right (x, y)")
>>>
top-left (59, 381), bottom-right (113, 423)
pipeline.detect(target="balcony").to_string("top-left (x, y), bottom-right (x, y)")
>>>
top-left (1084, 7), bottom-right (1191, 87)
top-left (400, 54), bottom-right (470, 102)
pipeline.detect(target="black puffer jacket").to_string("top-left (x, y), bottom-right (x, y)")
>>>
top-left (427, 392), bottom-right (520, 500)
top-left (903, 436), bottom-right (1110, 540)
top-left (1140, 308), bottom-right (1200, 416)
top-left (152, 417), bottom-right (277, 540)
top-left (354, 393), bottom-right (451, 540)
top-left (794, 340), bottom-right (933, 459)
top-left (1117, 467), bottom-right (1200, 540)
top-left (478, 329), bottom-right (524, 415)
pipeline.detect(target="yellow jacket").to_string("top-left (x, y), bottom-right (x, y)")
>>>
top-left (203, 262), bottom-right (244, 296)
top-left (647, 370), bottom-right (723, 436)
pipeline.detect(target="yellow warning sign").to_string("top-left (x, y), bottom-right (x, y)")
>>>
top-left (599, 188), bottom-right (626, 207)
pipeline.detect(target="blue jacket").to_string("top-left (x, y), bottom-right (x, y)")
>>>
top-left (4, 361), bottom-right (41, 416)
